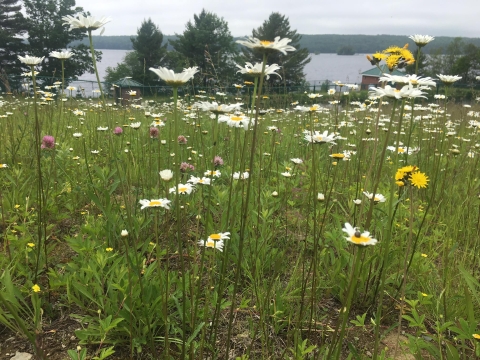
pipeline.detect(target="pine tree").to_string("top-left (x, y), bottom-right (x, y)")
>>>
top-left (130, 18), bottom-right (168, 84)
top-left (241, 12), bottom-right (311, 86)
top-left (23, 0), bottom-right (102, 84)
top-left (169, 9), bottom-right (239, 86)
top-left (0, 0), bottom-right (28, 90)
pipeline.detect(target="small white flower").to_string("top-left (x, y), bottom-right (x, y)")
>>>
top-left (409, 34), bottom-right (435, 47)
top-left (73, 132), bottom-right (82, 138)
top-left (317, 193), bottom-right (325, 201)
top-left (272, 191), bottom-right (278, 197)
top-left (17, 55), bottom-right (44, 65)
top-left (129, 122), bottom-right (141, 129)
top-left (121, 229), bottom-right (128, 237)
top-left (49, 51), bottom-right (73, 59)
top-left (159, 169), bottom-right (173, 181)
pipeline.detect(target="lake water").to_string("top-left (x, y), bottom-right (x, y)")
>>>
top-left (73, 49), bottom-right (373, 93)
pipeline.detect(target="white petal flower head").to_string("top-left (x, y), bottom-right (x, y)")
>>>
top-left (342, 222), bottom-right (377, 246)
top-left (62, 15), bottom-right (111, 31)
top-left (169, 183), bottom-right (195, 194)
top-left (303, 130), bottom-right (337, 145)
top-left (121, 229), bottom-right (128, 237)
top-left (49, 50), bottom-right (73, 59)
top-left (236, 36), bottom-right (296, 55)
top-left (363, 191), bottom-right (386, 204)
top-left (193, 101), bottom-right (242, 114)
top-left (232, 171), bottom-right (249, 180)
top-left (198, 238), bottom-right (224, 252)
top-left (159, 169), bottom-right (173, 181)
top-left (139, 198), bottom-right (171, 210)
top-left (437, 74), bottom-right (462, 85)
top-left (129, 122), bottom-right (141, 129)
top-left (218, 114), bottom-right (254, 130)
top-left (409, 35), bottom-right (435, 47)
top-left (18, 55), bottom-right (44, 66)
top-left (208, 232), bottom-right (230, 242)
top-left (149, 66), bottom-right (199, 86)
top-left (236, 62), bottom-right (281, 80)
top-left (369, 84), bottom-right (427, 99)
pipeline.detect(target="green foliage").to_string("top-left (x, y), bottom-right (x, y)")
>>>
top-left (337, 45), bottom-right (355, 55)
top-left (23, 0), bottom-right (102, 83)
top-left (104, 51), bottom-right (143, 84)
top-left (130, 18), bottom-right (168, 84)
top-left (0, 0), bottom-right (28, 84)
top-left (240, 12), bottom-right (311, 86)
top-left (169, 9), bottom-right (239, 86)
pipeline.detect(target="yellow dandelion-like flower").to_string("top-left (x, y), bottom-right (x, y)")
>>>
top-left (32, 284), bottom-right (41, 293)
top-left (27, 243), bottom-right (35, 248)
top-left (106, 247), bottom-right (113, 252)
top-left (473, 334), bottom-right (480, 340)
top-left (386, 54), bottom-right (401, 69)
top-left (372, 52), bottom-right (387, 61)
top-left (409, 171), bottom-right (429, 189)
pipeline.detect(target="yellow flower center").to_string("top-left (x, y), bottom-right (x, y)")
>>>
top-left (260, 40), bottom-right (272, 46)
top-left (179, 187), bottom-right (188, 193)
top-left (350, 234), bottom-right (371, 245)
top-left (149, 200), bottom-right (162, 206)
top-left (231, 116), bottom-right (243, 122)
top-left (210, 234), bottom-right (221, 240)
top-left (206, 240), bottom-right (215, 248)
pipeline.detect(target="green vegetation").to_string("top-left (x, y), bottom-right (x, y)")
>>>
top-left (239, 12), bottom-right (311, 86)
top-left (70, 33), bottom-right (480, 54)
top-left (336, 45), bottom-right (355, 55)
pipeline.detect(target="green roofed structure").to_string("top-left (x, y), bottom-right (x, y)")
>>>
top-left (361, 65), bottom-right (406, 90)
top-left (111, 77), bottom-right (144, 105)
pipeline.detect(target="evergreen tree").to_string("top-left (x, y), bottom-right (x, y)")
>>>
top-left (130, 18), bottom-right (168, 84)
top-left (169, 9), bottom-right (238, 86)
top-left (23, 0), bottom-right (102, 84)
top-left (0, 0), bottom-right (28, 90)
top-left (104, 51), bottom-right (143, 84)
top-left (240, 12), bottom-right (311, 86)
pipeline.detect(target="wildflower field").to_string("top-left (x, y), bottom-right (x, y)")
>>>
top-left (1, 20), bottom-right (480, 360)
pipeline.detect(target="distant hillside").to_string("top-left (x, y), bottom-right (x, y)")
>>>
top-left (69, 34), bottom-right (480, 54)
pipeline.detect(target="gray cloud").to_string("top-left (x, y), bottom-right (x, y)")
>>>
top-left (74, 0), bottom-right (479, 37)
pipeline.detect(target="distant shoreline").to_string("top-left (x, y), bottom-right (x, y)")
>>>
top-left (70, 34), bottom-right (480, 54)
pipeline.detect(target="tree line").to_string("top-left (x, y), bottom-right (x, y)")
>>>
top-left (71, 34), bottom-right (480, 55)
top-left (1, 0), bottom-right (480, 91)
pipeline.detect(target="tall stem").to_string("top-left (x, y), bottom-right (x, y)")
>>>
top-left (225, 53), bottom-right (267, 358)
top-left (31, 66), bottom-right (44, 283)
top-left (88, 30), bottom-right (106, 107)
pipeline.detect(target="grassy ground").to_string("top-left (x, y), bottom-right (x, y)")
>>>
top-left (0, 86), bottom-right (479, 359)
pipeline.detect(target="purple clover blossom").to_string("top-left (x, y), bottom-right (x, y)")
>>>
top-left (113, 127), bottom-right (123, 135)
top-left (150, 127), bottom-right (159, 138)
top-left (41, 135), bottom-right (55, 149)
top-left (213, 156), bottom-right (224, 167)
top-left (177, 135), bottom-right (187, 144)
top-left (180, 162), bottom-right (195, 173)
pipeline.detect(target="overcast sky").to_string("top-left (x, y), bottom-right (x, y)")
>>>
top-left (72, 0), bottom-right (478, 38)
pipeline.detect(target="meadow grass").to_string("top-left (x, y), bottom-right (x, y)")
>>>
top-left (0, 84), bottom-right (480, 360)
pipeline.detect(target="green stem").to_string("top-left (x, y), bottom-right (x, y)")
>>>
top-left (88, 30), bottom-right (106, 107)
top-left (225, 53), bottom-right (267, 358)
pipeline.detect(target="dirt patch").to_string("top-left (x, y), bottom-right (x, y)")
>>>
top-left (381, 333), bottom-right (415, 360)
